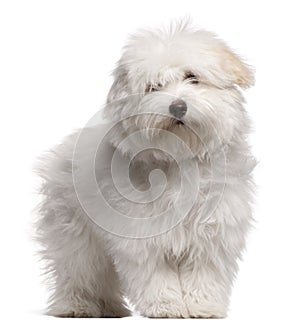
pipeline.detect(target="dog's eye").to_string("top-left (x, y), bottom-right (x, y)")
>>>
top-left (145, 83), bottom-right (162, 93)
top-left (184, 72), bottom-right (199, 84)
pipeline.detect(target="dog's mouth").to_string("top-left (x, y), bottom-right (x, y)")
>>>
top-left (129, 114), bottom-right (187, 133)
top-left (168, 117), bottom-right (185, 127)
top-left (164, 117), bottom-right (186, 131)
top-left (175, 120), bottom-right (184, 126)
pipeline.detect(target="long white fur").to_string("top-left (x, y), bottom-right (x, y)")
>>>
top-left (35, 21), bottom-right (256, 318)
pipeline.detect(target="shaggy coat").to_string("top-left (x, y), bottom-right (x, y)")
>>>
top-left (36, 22), bottom-right (255, 318)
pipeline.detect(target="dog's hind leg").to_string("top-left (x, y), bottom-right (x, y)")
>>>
top-left (36, 200), bottom-right (130, 317)
top-left (35, 136), bottom-right (131, 318)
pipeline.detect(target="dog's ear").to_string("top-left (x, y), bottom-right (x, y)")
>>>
top-left (219, 47), bottom-right (255, 89)
top-left (107, 66), bottom-right (129, 103)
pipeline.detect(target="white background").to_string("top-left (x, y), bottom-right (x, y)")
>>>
top-left (1, 0), bottom-right (299, 328)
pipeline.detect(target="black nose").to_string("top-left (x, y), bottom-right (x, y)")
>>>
top-left (169, 99), bottom-right (187, 119)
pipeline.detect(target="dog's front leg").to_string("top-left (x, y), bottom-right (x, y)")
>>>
top-left (113, 251), bottom-right (190, 318)
top-left (178, 249), bottom-right (236, 318)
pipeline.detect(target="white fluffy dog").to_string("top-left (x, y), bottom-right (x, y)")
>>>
top-left (36, 22), bottom-right (256, 318)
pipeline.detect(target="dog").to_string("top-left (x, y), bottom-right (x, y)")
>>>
top-left (36, 21), bottom-right (256, 318)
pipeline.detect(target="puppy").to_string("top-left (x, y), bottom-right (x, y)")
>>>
top-left (36, 22), bottom-right (256, 318)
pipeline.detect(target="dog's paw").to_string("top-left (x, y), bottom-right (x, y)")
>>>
top-left (185, 302), bottom-right (227, 318)
top-left (47, 295), bottom-right (98, 317)
top-left (102, 301), bottom-right (131, 318)
top-left (139, 301), bottom-right (190, 318)
top-left (48, 299), bottom-right (131, 318)
top-left (48, 305), bottom-right (101, 318)
top-left (54, 310), bottom-right (96, 318)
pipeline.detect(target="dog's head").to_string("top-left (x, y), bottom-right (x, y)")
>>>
top-left (104, 22), bottom-right (254, 161)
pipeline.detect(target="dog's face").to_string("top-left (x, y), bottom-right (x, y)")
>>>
top-left (104, 25), bottom-right (254, 160)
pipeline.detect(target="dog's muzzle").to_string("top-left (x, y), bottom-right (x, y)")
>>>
top-left (169, 99), bottom-right (187, 119)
